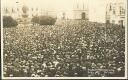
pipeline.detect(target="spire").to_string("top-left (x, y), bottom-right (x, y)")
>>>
top-left (76, 0), bottom-right (79, 9)
top-left (77, 3), bottom-right (79, 9)
top-left (83, 1), bottom-right (84, 10)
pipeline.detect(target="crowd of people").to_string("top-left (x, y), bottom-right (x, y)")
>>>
top-left (3, 21), bottom-right (125, 77)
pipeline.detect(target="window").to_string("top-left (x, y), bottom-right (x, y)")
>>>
top-left (81, 12), bottom-right (86, 20)
top-left (17, 8), bottom-right (19, 11)
top-left (106, 20), bottom-right (110, 24)
top-left (120, 6), bottom-right (125, 15)
top-left (119, 20), bottom-right (124, 27)
top-left (112, 6), bottom-right (116, 15)
top-left (62, 12), bottom-right (66, 19)
top-left (5, 8), bottom-right (9, 13)
top-left (113, 10), bottom-right (115, 15)
top-left (12, 8), bottom-right (15, 13)
top-left (36, 8), bottom-right (38, 11)
top-left (109, 5), bottom-right (112, 11)
top-left (32, 8), bottom-right (33, 11)
top-left (112, 20), bottom-right (115, 24)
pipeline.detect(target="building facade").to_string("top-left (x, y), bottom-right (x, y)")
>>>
top-left (73, 0), bottom-right (89, 20)
top-left (3, 6), bottom-right (57, 19)
top-left (106, 1), bottom-right (125, 26)
top-left (3, 0), bottom-right (89, 21)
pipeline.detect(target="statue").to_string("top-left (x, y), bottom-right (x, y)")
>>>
top-left (22, 5), bottom-right (29, 18)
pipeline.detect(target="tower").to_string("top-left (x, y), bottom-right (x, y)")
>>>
top-left (73, 0), bottom-right (89, 20)
top-left (106, 0), bottom-right (125, 27)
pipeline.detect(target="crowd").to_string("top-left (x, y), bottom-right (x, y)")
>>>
top-left (3, 21), bottom-right (125, 77)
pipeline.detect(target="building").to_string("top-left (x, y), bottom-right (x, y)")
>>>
top-left (73, 0), bottom-right (89, 20)
top-left (57, 0), bottom-right (89, 20)
top-left (3, 0), bottom-right (88, 22)
top-left (3, 6), bottom-right (57, 19)
top-left (106, 1), bottom-right (125, 26)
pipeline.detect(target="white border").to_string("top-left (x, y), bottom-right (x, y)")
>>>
top-left (125, 0), bottom-right (128, 79)
top-left (1, 77), bottom-right (128, 79)
top-left (1, 0), bottom-right (128, 79)
top-left (1, 0), bottom-right (4, 79)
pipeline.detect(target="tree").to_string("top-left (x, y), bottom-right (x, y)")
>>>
top-left (31, 16), bottom-right (56, 25)
top-left (31, 16), bottom-right (39, 25)
top-left (3, 16), bottom-right (18, 27)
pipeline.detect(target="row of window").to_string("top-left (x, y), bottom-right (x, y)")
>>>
top-left (106, 20), bottom-right (124, 26)
top-left (111, 20), bottom-right (124, 24)
top-left (109, 5), bottom-right (125, 15)
top-left (4, 8), bottom-right (42, 13)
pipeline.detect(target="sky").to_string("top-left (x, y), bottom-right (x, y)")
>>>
top-left (2, 0), bottom-right (126, 23)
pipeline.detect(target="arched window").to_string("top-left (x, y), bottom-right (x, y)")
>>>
top-left (81, 12), bottom-right (85, 20)
top-left (12, 8), bottom-right (15, 13)
top-left (109, 4), bottom-right (112, 11)
top-left (17, 8), bottom-right (19, 11)
top-left (32, 8), bottom-right (33, 11)
top-left (119, 20), bottom-right (124, 27)
top-left (112, 20), bottom-right (115, 24)
top-left (106, 20), bottom-right (110, 24)
top-left (36, 8), bottom-right (38, 11)
top-left (5, 8), bottom-right (9, 13)
top-left (62, 12), bottom-right (66, 19)
top-left (120, 6), bottom-right (125, 15)
top-left (113, 7), bottom-right (116, 15)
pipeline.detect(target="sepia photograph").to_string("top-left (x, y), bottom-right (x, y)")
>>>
top-left (1, 0), bottom-right (127, 79)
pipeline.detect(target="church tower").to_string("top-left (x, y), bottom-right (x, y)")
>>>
top-left (73, 0), bottom-right (89, 20)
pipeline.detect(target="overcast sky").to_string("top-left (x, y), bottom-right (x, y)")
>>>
top-left (2, 0), bottom-right (126, 23)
